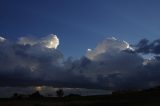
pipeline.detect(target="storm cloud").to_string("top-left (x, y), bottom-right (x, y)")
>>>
top-left (0, 35), bottom-right (160, 90)
top-left (0, 35), bottom-right (98, 88)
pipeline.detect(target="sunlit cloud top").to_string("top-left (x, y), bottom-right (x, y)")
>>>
top-left (86, 37), bottom-right (133, 60)
top-left (0, 36), bottom-right (6, 42)
top-left (18, 34), bottom-right (59, 49)
top-left (41, 34), bottom-right (59, 49)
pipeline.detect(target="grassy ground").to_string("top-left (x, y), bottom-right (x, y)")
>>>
top-left (1, 93), bottom-right (160, 106)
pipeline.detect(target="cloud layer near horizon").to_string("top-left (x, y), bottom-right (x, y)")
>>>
top-left (0, 35), bottom-right (160, 90)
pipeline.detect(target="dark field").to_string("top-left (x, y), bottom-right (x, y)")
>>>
top-left (1, 89), bottom-right (160, 106)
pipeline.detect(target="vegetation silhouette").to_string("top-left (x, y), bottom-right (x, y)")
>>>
top-left (6, 86), bottom-right (160, 106)
top-left (56, 89), bottom-right (64, 97)
top-left (29, 91), bottom-right (44, 98)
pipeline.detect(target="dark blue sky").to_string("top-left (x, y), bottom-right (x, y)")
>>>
top-left (1, 0), bottom-right (160, 58)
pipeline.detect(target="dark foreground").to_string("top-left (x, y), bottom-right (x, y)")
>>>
top-left (1, 88), bottom-right (160, 106)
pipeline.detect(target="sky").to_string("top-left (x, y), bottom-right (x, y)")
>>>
top-left (0, 0), bottom-right (160, 97)
top-left (1, 0), bottom-right (160, 58)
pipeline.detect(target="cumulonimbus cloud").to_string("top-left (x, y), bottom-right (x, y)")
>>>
top-left (0, 35), bottom-right (160, 90)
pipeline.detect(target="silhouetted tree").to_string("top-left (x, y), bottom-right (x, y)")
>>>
top-left (56, 89), bottom-right (64, 97)
top-left (12, 93), bottom-right (19, 98)
top-left (29, 91), bottom-right (43, 98)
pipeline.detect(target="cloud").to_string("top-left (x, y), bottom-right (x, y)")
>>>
top-left (0, 35), bottom-right (96, 89)
top-left (0, 35), bottom-right (160, 91)
top-left (0, 38), bottom-right (63, 86)
top-left (40, 34), bottom-right (59, 49)
top-left (67, 38), bottom-right (144, 89)
top-left (65, 37), bottom-right (160, 90)
top-left (86, 37), bottom-right (133, 61)
top-left (18, 34), bottom-right (59, 49)
top-left (136, 38), bottom-right (160, 54)
top-left (0, 36), bottom-right (6, 42)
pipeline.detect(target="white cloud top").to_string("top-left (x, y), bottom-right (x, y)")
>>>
top-left (0, 36), bottom-right (6, 42)
top-left (18, 34), bottom-right (59, 49)
top-left (86, 37), bottom-right (132, 60)
top-left (41, 34), bottom-right (59, 49)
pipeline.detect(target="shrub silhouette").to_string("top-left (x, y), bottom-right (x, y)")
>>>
top-left (12, 93), bottom-right (19, 98)
top-left (29, 91), bottom-right (43, 98)
top-left (56, 89), bottom-right (64, 97)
